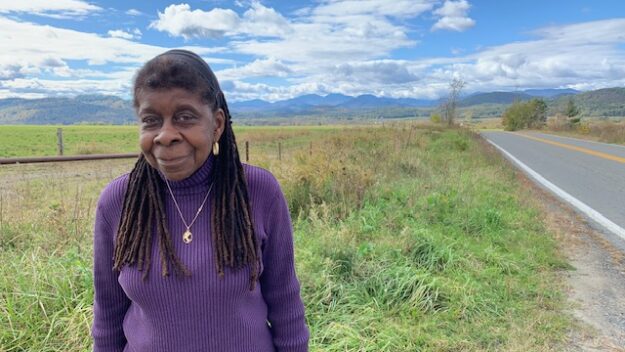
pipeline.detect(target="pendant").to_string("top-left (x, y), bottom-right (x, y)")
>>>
top-left (182, 230), bottom-right (193, 244)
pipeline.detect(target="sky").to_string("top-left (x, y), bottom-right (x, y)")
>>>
top-left (0, 0), bottom-right (624, 102)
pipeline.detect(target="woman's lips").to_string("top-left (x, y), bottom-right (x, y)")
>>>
top-left (156, 155), bottom-right (188, 168)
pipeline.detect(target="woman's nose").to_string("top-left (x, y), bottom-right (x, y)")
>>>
top-left (154, 121), bottom-right (181, 146)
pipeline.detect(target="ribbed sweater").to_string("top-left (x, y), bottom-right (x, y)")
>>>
top-left (92, 156), bottom-right (309, 352)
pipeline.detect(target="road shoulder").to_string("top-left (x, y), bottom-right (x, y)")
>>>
top-left (482, 137), bottom-right (625, 351)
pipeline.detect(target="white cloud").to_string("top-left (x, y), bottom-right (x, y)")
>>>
top-left (243, 18), bottom-right (625, 100)
top-left (108, 29), bottom-right (142, 40)
top-left (150, 1), bottom-right (420, 63)
top-left (312, 0), bottom-right (435, 18)
top-left (0, 0), bottom-right (101, 18)
top-left (332, 61), bottom-right (420, 84)
top-left (432, 0), bottom-right (475, 32)
top-left (437, 19), bottom-right (625, 91)
top-left (2, 77), bottom-right (131, 97)
top-left (126, 8), bottom-right (142, 16)
top-left (2, 2), bottom-right (625, 102)
top-left (222, 80), bottom-right (333, 102)
top-left (0, 63), bottom-right (23, 80)
top-left (149, 2), bottom-right (290, 39)
top-left (217, 58), bottom-right (292, 80)
top-left (150, 4), bottom-right (240, 39)
top-left (0, 16), bottom-right (233, 97)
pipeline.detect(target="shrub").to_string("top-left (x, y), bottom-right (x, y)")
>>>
top-left (502, 98), bottom-right (547, 131)
top-left (430, 113), bottom-right (442, 124)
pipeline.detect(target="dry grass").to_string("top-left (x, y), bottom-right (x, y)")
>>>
top-left (545, 116), bottom-right (625, 145)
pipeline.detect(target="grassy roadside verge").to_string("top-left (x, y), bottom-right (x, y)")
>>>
top-left (0, 124), bottom-right (572, 351)
top-left (469, 117), bottom-right (625, 146)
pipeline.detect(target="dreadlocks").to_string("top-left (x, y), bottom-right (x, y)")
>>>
top-left (113, 50), bottom-right (260, 290)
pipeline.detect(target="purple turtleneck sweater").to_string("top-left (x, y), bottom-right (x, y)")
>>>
top-left (92, 156), bottom-right (309, 352)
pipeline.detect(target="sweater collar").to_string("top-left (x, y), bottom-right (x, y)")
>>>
top-left (157, 154), bottom-right (214, 192)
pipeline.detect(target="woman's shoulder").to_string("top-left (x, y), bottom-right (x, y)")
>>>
top-left (97, 173), bottom-right (130, 214)
top-left (242, 163), bottom-right (283, 204)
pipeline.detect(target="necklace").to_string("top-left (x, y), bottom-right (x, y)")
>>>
top-left (164, 179), bottom-right (214, 244)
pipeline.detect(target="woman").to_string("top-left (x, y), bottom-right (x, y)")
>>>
top-left (92, 49), bottom-right (309, 351)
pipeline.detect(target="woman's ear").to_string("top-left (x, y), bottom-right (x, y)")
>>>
top-left (214, 108), bottom-right (226, 141)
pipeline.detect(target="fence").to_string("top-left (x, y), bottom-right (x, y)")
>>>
top-left (0, 129), bottom-right (313, 165)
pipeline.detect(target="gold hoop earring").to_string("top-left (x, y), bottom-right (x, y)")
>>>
top-left (212, 141), bottom-right (219, 156)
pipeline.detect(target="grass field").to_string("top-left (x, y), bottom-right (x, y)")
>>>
top-left (0, 124), bottom-right (344, 158)
top-left (0, 123), bottom-right (573, 351)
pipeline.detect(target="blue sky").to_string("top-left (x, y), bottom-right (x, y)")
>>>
top-left (0, 0), bottom-right (624, 101)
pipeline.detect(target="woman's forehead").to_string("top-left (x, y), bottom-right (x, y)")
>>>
top-left (136, 88), bottom-right (207, 110)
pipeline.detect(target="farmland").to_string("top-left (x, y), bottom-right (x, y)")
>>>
top-left (0, 124), bottom-right (573, 351)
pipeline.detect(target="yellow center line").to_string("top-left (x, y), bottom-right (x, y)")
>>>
top-left (513, 132), bottom-right (625, 164)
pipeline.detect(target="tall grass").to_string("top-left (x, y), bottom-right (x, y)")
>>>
top-left (546, 116), bottom-right (625, 144)
top-left (0, 124), bottom-right (572, 351)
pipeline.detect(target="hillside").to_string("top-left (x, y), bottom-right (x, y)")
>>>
top-left (460, 92), bottom-right (533, 106)
top-left (0, 95), bottom-right (134, 124)
top-left (0, 87), bottom-right (623, 124)
top-left (550, 88), bottom-right (625, 117)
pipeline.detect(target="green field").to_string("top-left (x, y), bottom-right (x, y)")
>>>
top-left (0, 124), bottom-right (348, 158)
top-left (0, 124), bottom-right (573, 351)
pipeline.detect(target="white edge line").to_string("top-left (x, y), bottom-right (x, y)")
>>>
top-left (486, 139), bottom-right (625, 242)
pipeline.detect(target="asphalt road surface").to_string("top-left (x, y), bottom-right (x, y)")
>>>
top-left (481, 131), bottom-right (625, 248)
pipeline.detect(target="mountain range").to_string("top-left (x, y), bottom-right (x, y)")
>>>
top-left (0, 88), bottom-right (623, 124)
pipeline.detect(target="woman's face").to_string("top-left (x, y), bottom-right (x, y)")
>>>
top-left (136, 88), bottom-right (224, 181)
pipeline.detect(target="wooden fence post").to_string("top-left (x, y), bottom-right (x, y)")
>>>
top-left (245, 141), bottom-right (249, 162)
top-left (278, 142), bottom-right (282, 161)
top-left (0, 191), bottom-right (3, 230)
top-left (57, 128), bottom-right (64, 156)
top-left (309, 141), bottom-right (312, 156)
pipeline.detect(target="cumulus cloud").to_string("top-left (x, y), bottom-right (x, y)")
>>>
top-left (217, 58), bottom-right (292, 80)
top-left (332, 61), bottom-right (420, 84)
top-left (0, 0), bottom-right (101, 19)
top-left (222, 80), bottom-right (334, 102)
top-left (270, 18), bottom-right (625, 100)
top-left (439, 19), bottom-right (625, 91)
top-left (0, 63), bottom-right (24, 80)
top-left (149, 2), bottom-right (290, 39)
top-left (312, 0), bottom-right (435, 18)
top-left (3, 1), bottom-right (625, 101)
top-left (108, 29), bottom-right (142, 40)
top-left (0, 16), bottom-right (232, 97)
top-left (432, 0), bottom-right (475, 32)
top-left (150, 1), bottom-right (419, 63)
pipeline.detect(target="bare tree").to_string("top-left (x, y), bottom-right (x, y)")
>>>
top-left (441, 78), bottom-right (466, 126)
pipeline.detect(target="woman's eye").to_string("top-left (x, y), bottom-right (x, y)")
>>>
top-left (141, 116), bottom-right (160, 126)
top-left (176, 113), bottom-right (196, 123)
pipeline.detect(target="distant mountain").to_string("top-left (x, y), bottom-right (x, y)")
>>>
top-left (229, 93), bottom-right (435, 117)
top-left (0, 95), bottom-right (134, 124)
top-left (321, 93), bottom-right (353, 106)
top-left (460, 92), bottom-right (534, 106)
top-left (1, 87), bottom-right (623, 124)
top-left (522, 88), bottom-right (579, 97)
top-left (228, 99), bottom-right (272, 112)
top-left (278, 94), bottom-right (350, 107)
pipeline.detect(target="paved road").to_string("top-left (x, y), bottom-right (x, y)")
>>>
top-left (481, 131), bottom-right (625, 246)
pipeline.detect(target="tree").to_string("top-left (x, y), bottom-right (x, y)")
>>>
top-left (565, 97), bottom-right (580, 118)
top-left (528, 98), bottom-right (547, 128)
top-left (565, 97), bottom-right (581, 125)
top-left (441, 78), bottom-right (465, 126)
top-left (502, 98), bottom-right (547, 131)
